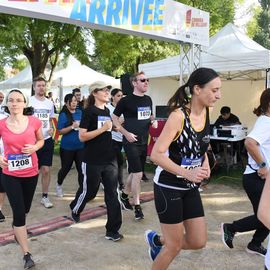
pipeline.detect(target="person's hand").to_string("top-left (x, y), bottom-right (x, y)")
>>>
top-left (21, 144), bottom-right (38, 155)
top-left (125, 132), bottom-right (138, 143)
top-left (48, 128), bottom-right (54, 136)
top-left (72, 121), bottom-right (80, 129)
top-left (0, 156), bottom-right (8, 169)
top-left (102, 120), bottom-right (112, 131)
top-left (184, 167), bottom-right (209, 183)
top-left (258, 167), bottom-right (268, 179)
top-left (151, 120), bottom-right (158, 129)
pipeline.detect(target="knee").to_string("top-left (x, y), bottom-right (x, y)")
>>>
top-left (13, 215), bottom-right (26, 227)
top-left (41, 166), bottom-right (50, 175)
top-left (187, 238), bottom-right (206, 250)
top-left (165, 241), bottom-right (182, 257)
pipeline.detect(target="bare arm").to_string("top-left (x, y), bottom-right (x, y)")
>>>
top-left (112, 113), bottom-right (137, 142)
top-left (79, 120), bottom-right (112, 142)
top-left (150, 110), bottom-right (208, 183)
top-left (58, 121), bottom-right (79, 135)
top-left (258, 172), bottom-right (270, 229)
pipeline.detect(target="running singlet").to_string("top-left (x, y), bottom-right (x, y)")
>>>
top-left (28, 96), bottom-right (54, 140)
top-left (0, 116), bottom-right (42, 177)
top-left (113, 94), bottom-right (153, 145)
top-left (80, 105), bottom-right (115, 165)
top-left (154, 107), bottom-right (210, 190)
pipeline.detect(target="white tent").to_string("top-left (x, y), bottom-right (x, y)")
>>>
top-left (0, 56), bottom-right (120, 101)
top-left (139, 23), bottom-right (270, 79)
top-left (139, 23), bottom-right (270, 129)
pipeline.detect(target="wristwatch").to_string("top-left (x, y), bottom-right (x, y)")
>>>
top-left (257, 161), bottom-right (266, 168)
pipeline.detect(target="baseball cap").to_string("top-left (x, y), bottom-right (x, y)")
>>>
top-left (89, 81), bottom-right (112, 93)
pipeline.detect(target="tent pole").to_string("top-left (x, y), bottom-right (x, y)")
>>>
top-left (59, 77), bottom-right (63, 109)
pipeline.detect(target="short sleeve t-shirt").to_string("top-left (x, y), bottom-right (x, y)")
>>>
top-left (80, 105), bottom-right (115, 165)
top-left (113, 94), bottom-right (152, 145)
top-left (57, 110), bottom-right (84, 150)
top-left (0, 116), bottom-right (42, 177)
top-left (29, 96), bottom-right (54, 140)
top-left (244, 115), bottom-right (270, 174)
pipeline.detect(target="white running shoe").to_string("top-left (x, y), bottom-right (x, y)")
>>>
top-left (41, 197), bottom-right (53, 208)
top-left (56, 184), bottom-right (63, 197)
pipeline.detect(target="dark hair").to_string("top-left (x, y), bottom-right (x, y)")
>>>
top-left (33, 76), bottom-right (47, 86)
top-left (72, 88), bottom-right (81, 95)
top-left (4, 89), bottom-right (34, 115)
top-left (59, 94), bottom-right (76, 125)
top-left (167, 67), bottom-right (219, 114)
top-left (220, 106), bottom-right (231, 115)
top-left (110, 88), bottom-right (122, 102)
top-left (253, 88), bottom-right (270, 116)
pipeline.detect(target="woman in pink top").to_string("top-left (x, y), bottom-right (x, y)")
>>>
top-left (0, 89), bottom-right (44, 269)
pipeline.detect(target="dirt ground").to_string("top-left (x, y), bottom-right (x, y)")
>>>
top-left (0, 154), bottom-right (265, 270)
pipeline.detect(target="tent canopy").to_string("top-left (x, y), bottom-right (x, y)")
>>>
top-left (0, 56), bottom-right (119, 90)
top-left (139, 23), bottom-right (270, 79)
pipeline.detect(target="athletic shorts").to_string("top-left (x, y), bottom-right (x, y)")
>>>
top-left (123, 143), bottom-right (147, 173)
top-left (37, 137), bottom-right (54, 168)
top-left (154, 183), bottom-right (204, 224)
top-left (0, 168), bottom-right (4, 192)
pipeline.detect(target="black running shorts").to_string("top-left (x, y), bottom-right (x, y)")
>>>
top-left (37, 137), bottom-right (54, 168)
top-left (154, 183), bottom-right (204, 224)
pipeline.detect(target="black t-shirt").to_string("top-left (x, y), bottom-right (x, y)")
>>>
top-left (113, 94), bottom-right (153, 145)
top-left (80, 105), bottom-right (115, 165)
top-left (214, 113), bottom-right (240, 127)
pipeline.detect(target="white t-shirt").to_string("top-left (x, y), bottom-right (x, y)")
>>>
top-left (266, 239), bottom-right (270, 269)
top-left (29, 96), bottom-right (54, 140)
top-left (244, 115), bottom-right (270, 174)
top-left (106, 103), bottom-right (123, 142)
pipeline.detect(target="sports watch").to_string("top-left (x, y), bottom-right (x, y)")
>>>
top-left (257, 161), bottom-right (266, 168)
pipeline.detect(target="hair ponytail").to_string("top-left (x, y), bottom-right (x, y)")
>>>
top-left (167, 85), bottom-right (190, 114)
top-left (85, 93), bottom-right (95, 109)
top-left (253, 88), bottom-right (270, 117)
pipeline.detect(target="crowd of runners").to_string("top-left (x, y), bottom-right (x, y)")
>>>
top-left (0, 68), bottom-right (269, 270)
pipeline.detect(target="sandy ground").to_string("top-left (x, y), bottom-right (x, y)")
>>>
top-left (0, 154), bottom-right (265, 270)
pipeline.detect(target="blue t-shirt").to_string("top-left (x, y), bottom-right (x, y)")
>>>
top-left (57, 109), bottom-right (84, 150)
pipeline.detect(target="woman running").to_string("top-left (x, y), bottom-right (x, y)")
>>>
top-left (145, 68), bottom-right (221, 269)
top-left (56, 93), bottom-right (84, 197)
top-left (106, 88), bottom-right (124, 190)
top-left (0, 89), bottom-right (44, 269)
top-left (70, 81), bottom-right (123, 242)
top-left (221, 88), bottom-right (270, 257)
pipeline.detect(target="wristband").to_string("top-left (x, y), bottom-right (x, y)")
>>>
top-left (257, 161), bottom-right (266, 168)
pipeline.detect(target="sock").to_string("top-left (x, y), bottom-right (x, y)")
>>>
top-left (134, 204), bottom-right (141, 209)
top-left (153, 235), bottom-right (163, 247)
top-left (42, 193), bottom-right (48, 198)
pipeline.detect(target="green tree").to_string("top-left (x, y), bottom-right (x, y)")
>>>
top-left (0, 14), bottom-right (91, 91)
top-left (250, 0), bottom-right (270, 49)
top-left (92, 0), bottom-right (237, 75)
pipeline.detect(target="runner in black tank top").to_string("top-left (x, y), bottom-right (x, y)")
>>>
top-left (144, 68), bottom-right (221, 269)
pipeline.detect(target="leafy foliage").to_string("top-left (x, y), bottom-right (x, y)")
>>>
top-left (92, 0), bottom-right (237, 76)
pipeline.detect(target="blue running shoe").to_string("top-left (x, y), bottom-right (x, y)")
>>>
top-left (144, 230), bottom-right (162, 261)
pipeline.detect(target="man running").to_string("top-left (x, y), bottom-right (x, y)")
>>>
top-left (112, 71), bottom-right (156, 220)
top-left (29, 77), bottom-right (55, 208)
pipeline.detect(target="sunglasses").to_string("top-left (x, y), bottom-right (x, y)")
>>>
top-left (138, 78), bottom-right (149, 83)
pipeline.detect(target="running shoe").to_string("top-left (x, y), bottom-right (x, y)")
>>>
top-left (0, 210), bottom-right (5, 222)
top-left (246, 242), bottom-right (267, 257)
top-left (119, 192), bottom-right (133, 210)
top-left (23, 252), bottom-right (35, 269)
top-left (144, 230), bottom-right (162, 261)
top-left (134, 206), bottom-right (144, 220)
top-left (105, 231), bottom-right (124, 242)
top-left (71, 211), bottom-right (80, 223)
top-left (221, 223), bottom-right (235, 249)
top-left (56, 184), bottom-right (63, 197)
top-left (41, 197), bottom-right (53, 208)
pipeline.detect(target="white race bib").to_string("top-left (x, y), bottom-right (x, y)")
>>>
top-left (8, 154), bottom-right (32, 171)
top-left (180, 157), bottom-right (202, 170)
top-left (97, 116), bottom-right (111, 131)
top-left (137, 107), bottom-right (151, 120)
top-left (34, 109), bottom-right (50, 129)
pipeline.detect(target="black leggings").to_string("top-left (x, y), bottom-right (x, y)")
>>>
top-left (2, 174), bottom-right (38, 227)
top-left (231, 172), bottom-right (269, 245)
top-left (57, 148), bottom-right (84, 186)
top-left (112, 140), bottom-right (124, 187)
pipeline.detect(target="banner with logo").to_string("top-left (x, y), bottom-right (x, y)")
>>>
top-left (0, 0), bottom-right (209, 46)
